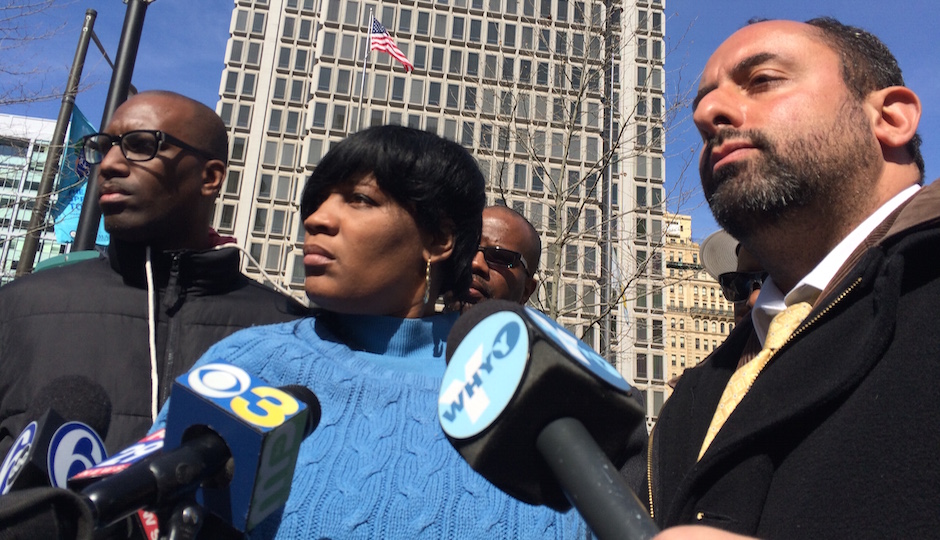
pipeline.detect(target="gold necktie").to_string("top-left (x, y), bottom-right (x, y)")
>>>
top-left (697, 301), bottom-right (813, 461)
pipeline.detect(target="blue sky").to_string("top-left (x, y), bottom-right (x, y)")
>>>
top-left (5, 0), bottom-right (938, 242)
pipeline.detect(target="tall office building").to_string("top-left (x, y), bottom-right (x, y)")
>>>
top-left (662, 213), bottom-right (734, 402)
top-left (0, 114), bottom-right (64, 285)
top-left (214, 0), bottom-right (666, 424)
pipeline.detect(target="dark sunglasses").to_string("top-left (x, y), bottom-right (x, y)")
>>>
top-left (478, 246), bottom-right (529, 272)
top-left (718, 271), bottom-right (768, 303)
top-left (81, 129), bottom-right (217, 164)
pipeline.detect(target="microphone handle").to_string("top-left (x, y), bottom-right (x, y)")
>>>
top-left (535, 417), bottom-right (659, 540)
top-left (82, 431), bottom-right (230, 527)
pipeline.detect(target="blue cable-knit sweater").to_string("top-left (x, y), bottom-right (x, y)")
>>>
top-left (157, 312), bottom-right (588, 539)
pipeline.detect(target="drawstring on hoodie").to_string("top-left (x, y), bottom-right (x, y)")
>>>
top-left (145, 246), bottom-right (159, 422)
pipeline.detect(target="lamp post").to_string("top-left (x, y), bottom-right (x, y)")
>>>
top-left (73, 0), bottom-right (155, 251)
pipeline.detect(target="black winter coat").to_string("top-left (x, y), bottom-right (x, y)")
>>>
top-left (645, 182), bottom-right (940, 539)
top-left (0, 241), bottom-right (308, 456)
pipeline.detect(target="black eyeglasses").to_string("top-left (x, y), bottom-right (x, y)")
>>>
top-left (478, 246), bottom-right (529, 272)
top-left (718, 271), bottom-right (768, 303)
top-left (81, 130), bottom-right (217, 164)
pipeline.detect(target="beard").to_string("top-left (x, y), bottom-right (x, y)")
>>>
top-left (700, 98), bottom-right (881, 240)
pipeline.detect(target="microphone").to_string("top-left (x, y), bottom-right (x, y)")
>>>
top-left (438, 300), bottom-right (658, 540)
top-left (80, 361), bottom-right (321, 534)
top-left (0, 376), bottom-right (111, 494)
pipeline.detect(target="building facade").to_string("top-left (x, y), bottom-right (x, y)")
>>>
top-left (662, 213), bottom-right (734, 401)
top-left (0, 114), bottom-right (64, 285)
top-left (213, 0), bottom-right (666, 425)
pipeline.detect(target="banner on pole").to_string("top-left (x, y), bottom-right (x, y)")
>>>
top-left (51, 106), bottom-right (109, 246)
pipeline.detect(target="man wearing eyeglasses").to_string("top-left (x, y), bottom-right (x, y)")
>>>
top-left (0, 91), bottom-right (306, 456)
top-left (453, 205), bottom-right (540, 312)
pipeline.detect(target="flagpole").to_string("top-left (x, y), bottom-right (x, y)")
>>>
top-left (356, 10), bottom-right (373, 132)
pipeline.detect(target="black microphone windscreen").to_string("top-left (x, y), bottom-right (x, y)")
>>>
top-left (280, 385), bottom-right (322, 437)
top-left (25, 377), bottom-right (112, 440)
top-left (446, 299), bottom-right (523, 363)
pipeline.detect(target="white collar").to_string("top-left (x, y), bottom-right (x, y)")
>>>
top-left (751, 184), bottom-right (920, 345)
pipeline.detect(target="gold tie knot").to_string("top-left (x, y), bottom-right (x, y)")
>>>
top-left (764, 302), bottom-right (813, 350)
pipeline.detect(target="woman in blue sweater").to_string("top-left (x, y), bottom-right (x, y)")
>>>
top-left (162, 125), bottom-right (587, 539)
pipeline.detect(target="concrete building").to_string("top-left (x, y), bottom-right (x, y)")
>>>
top-left (662, 213), bottom-right (734, 401)
top-left (213, 0), bottom-right (667, 425)
top-left (0, 114), bottom-right (63, 285)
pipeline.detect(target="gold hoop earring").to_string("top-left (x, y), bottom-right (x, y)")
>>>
top-left (423, 257), bottom-right (432, 306)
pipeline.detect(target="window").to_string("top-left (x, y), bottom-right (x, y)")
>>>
top-left (290, 80), bottom-right (305, 102)
top-left (312, 103), bottom-right (327, 127)
top-left (399, 9), bottom-right (412, 32)
top-left (219, 102), bottom-right (233, 126)
top-left (466, 52), bottom-right (479, 76)
top-left (485, 55), bottom-right (498, 78)
top-left (223, 170), bottom-right (240, 195)
top-left (446, 84), bottom-right (460, 108)
top-left (231, 137), bottom-right (246, 161)
top-left (253, 208), bottom-right (268, 233)
top-left (410, 79), bottom-right (424, 105)
top-left (391, 77), bottom-right (406, 101)
top-left (262, 141), bottom-right (278, 166)
top-left (267, 109), bottom-right (281, 131)
top-left (273, 78), bottom-right (287, 100)
top-left (480, 123), bottom-right (492, 148)
top-left (251, 12), bottom-right (265, 34)
top-left (513, 164), bottom-right (527, 189)
top-left (224, 72), bottom-right (238, 94)
top-left (218, 204), bottom-right (236, 231)
top-left (636, 353), bottom-right (647, 379)
top-left (461, 122), bottom-right (475, 147)
top-left (417, 11), bottom-right (430, 35)
top-left (282, 17), bottom-right (295, 39)
top-left (294, 49), bottom-right (308, 71)
top-left (536, 62), bottom-right (549, 85)
top-left (469, 19), bottom-right (482, 42)
top-left (318, 68), bottom-right (332, 92)
top-left (229, 40), bottom-right (244, 63)
top-left (449, 50), bottom-right (462, 74)
top-left (487, 21), bottom-right (499, 45)
top-left (519, 59), bottom-right (532, 83)
top-left (332, 104), bottom-right (347, 130)
top-left (464, 87), bottom-right (477, 110)
top-left (431, 48), bottom-right (444, 71)
top-left (502, 57), bottom-right (514, 80)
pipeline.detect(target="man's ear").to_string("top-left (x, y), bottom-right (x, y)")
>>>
top-left (868, 86), bottom-right (921, 150)
top-left (521, 275), bottom-right (537, 304)
top-left (201, 160), bottom-right (226, 198)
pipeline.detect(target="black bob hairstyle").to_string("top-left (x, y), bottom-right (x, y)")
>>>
top-left (300, 125), bottom-right (486, 302)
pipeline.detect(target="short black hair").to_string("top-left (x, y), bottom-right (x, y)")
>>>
top-left (804, 17), bottom-right (925, 179)
top-left (301, 125), bottom-right (485, 299)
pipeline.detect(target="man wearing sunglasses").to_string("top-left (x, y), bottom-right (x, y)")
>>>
top-left (0, 91), bottom-right (306, 457)
top-left (451, 205), bottom-right (540, 311)
top-left (701, 229), bottom-right (766, 325)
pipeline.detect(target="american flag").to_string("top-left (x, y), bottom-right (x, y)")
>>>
top-left (370, 17), bottom-right (414, 72)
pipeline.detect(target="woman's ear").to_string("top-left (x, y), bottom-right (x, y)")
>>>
top-left (425, 220), bottom-right (455, 263)
top-left (868, 86), bottom-right (921, 150)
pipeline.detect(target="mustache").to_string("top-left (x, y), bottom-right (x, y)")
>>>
top-left (703, 128), bottom-right (775, 162)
